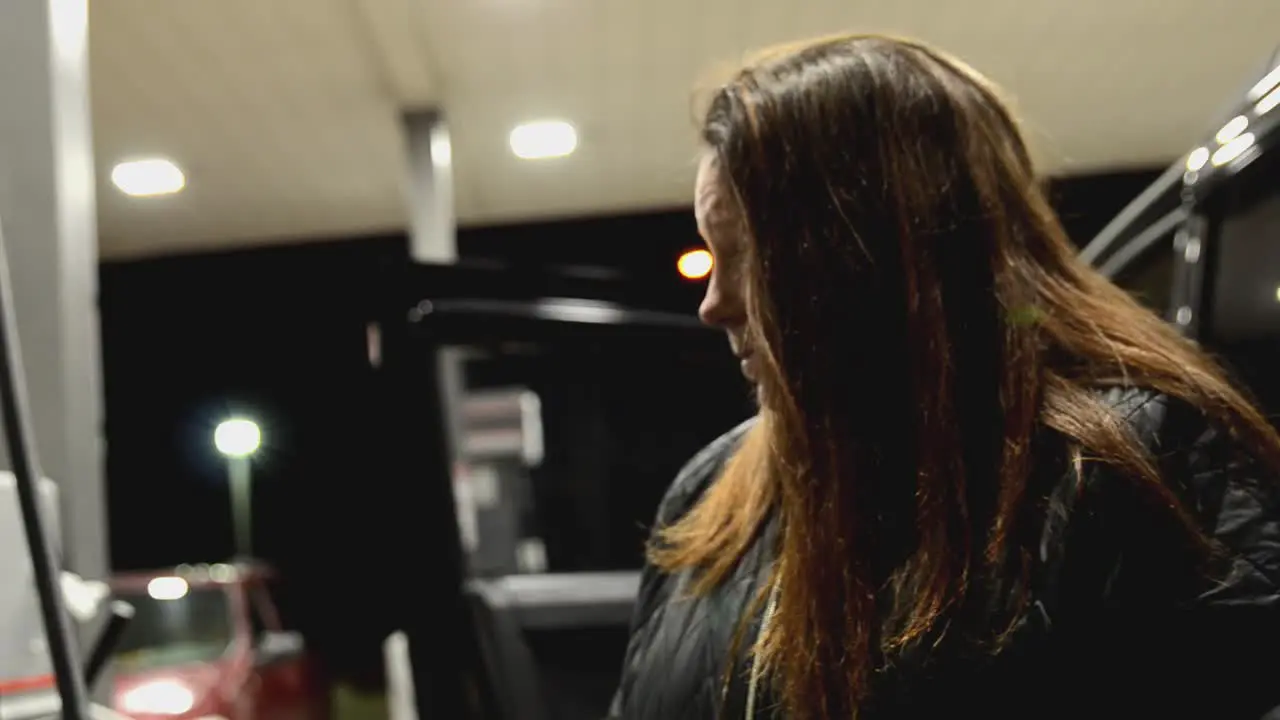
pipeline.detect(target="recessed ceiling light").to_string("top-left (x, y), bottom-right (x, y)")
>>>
top-left (1247, 64), bottom-right (1280, 102)
top-left (1211, 132), bottom-right (1255, 167)
top-left (509, 120), bottom-right (577, 160)
top-left (1256, 85), bottom-right (1280, 116)
top-left (1215, 115), bottom-right (1249, 145)
top-left (111, 158), bottom-right (185, 197)
top-left (1186, 147), bottom-right (1210, 172)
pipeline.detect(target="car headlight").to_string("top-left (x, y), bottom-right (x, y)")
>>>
top-left (120, 679), bottom-right (196, 715)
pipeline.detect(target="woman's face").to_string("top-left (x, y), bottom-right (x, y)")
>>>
top-left (694, 154), bottom-right (760, 384)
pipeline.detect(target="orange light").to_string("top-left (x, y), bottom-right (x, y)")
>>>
top-left (677, 249), bottom-right (713, 280)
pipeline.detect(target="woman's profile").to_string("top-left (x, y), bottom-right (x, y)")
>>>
top-left (609, 34), bottom-right (1280, 719)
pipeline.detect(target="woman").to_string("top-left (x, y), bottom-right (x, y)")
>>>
top-left (609, 35), bottom-right (1280, 720)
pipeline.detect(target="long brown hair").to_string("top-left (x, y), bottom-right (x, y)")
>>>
top-left (652, 34), bottom-right (1280, 719)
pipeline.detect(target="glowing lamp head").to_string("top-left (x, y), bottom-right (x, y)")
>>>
top-left (677, 249), bottom-right (713, 280)
top-left (214, 418), bottom-right (261, 458)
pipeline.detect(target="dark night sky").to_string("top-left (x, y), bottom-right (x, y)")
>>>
top-left (97, 168), bottom-right (1161, 683)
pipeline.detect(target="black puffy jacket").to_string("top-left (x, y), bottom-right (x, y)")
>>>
top-left (609, 389), bottom-right (1280, 719)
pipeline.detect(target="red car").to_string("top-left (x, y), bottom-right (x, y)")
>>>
top-left (110, 563), bottom-right (326, 720)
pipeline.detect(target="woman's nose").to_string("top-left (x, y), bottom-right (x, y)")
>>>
top-left (698, 277), bottom-right (739, 328)
top-left (698, 293), bottom-right (719, 327)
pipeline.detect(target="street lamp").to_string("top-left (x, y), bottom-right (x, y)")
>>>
top-left (214, 418), bottom-right (261, 558)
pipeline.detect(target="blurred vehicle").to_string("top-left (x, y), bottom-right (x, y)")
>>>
top-left (110, 562), bottom-right (325, 720)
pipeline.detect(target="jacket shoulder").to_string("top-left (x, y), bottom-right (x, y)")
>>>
top-left (1055, 390), bottom-right (1280, 716)
top-left (653, 416), bottom-right (758, 528)
top-left (1092, 386), bottom-right (1280, 599)
top-left (1093, 386), bottom-right (1234, 470)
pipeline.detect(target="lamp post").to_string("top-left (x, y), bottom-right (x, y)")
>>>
top-left (214, 418), bottom-right (261, 559)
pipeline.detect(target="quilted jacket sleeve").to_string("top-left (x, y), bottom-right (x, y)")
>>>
top-left (605, 419), bottom-right (756, 719)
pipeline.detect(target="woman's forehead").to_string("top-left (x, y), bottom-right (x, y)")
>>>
top-left (694, 155), bottom-right (734, 229)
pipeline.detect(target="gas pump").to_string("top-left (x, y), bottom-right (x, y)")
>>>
top-left (1076, 45), bottom-right (1280, 422)
top-left (379, 261), bottom-right (726, 720)
top-left (0, 215), bottom-right (134, 719)
top-left (453, 388), bottom-right (546, 577)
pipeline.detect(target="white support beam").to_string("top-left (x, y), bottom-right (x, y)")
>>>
top-left (403, 110), bottom-right (456, 264)
top-left (0, 0), bottom-right (107, 709)
top-left (0, 0), bottom-right (106, 584)
top-left (351, 0), bottom-right (455, 263)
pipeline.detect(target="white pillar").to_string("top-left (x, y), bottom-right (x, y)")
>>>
top-left (0, 0), bottom-right (106, 582)
top-left (403, 110), bottom-right (466, 459)
top-left (403, 110), bottom-right (457, 264)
